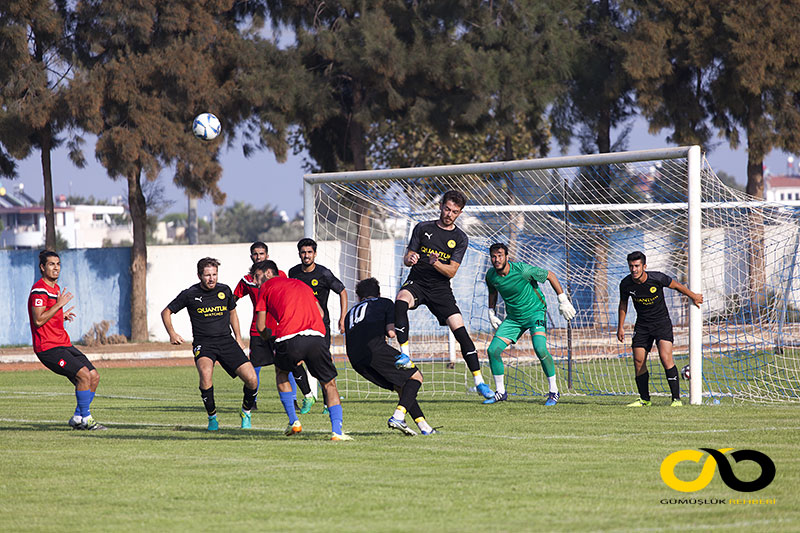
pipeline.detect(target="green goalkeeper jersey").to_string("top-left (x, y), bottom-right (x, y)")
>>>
top-left (485, 261), bottom-right (549, 320)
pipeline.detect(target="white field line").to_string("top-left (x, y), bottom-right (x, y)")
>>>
top-left (0, 417), bottom-right (334, 434)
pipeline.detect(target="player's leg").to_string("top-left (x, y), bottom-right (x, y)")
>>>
top-left (66, 347), bottom-right (105, 430)
top-left (484, 335), bottom-right (512, 404)
top-left (626, 331), bottom-right (653, 406)
top-left (529, 312), bottom-right (559, 405)
top-left (302, 336), bottom-right (349, 440)
top-left (251, 366), bottom-right (261, 409)
top-left (656, 339), bottom-right (681, 405)
top-left (195, 355), bottom-right (219, 429)
top-left (394, 288), bottom-right (415, 365)
top-left (293, 364), bottom-right (316, 413)
top-left (275, 366), bottom-right (302, 435)
top-left (234, 361), bottom-right (258, 428)
top-left (445, 313), bottom-right (491, 399)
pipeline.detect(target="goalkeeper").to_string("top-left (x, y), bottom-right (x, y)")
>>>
top-left (484, 243), bottom-right (576, 405)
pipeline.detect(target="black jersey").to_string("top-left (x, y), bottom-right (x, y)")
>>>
top-left (344, 296), bottom-right (394, 364)
top-left (167, 282), bottom-right (237, 343)
top-left (619, 271), bottom-right (673, 326)
top-left (406, 220), bottom-right (469, 284)
top-left (288, 263), bottom-right (345, 324)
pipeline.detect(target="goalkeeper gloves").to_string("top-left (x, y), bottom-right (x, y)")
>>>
top-left (488, 309), bottom-right (503, 329)
top-left (557, 293), bottom-right (577, 320)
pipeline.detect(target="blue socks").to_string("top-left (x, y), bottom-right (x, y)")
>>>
top-left (288, 371), bottom-right (298, 400)
top-left (76, 389), bottom-right (92, 417)
top-left (279, 391), bottom-right (299, 424)
top-left (328, 404), bottom-right (343, 434)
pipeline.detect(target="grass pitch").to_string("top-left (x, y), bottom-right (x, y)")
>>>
top-left (0, 366), bottom-right (798, 532)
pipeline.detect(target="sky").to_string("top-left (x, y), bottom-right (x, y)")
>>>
top-left (6, 117), bottom-right (800, 221)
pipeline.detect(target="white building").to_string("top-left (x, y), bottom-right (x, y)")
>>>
top-left (0, 183), bottom-right (133, 249)
top-left (765, 175), bottom-right (800, 202)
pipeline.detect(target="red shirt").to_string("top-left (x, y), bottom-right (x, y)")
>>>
top-left (234, 270), bottom-right (286, 336)
top-left (28, 278), bottom-right (71, 353)
top-left (255, 277), bottom-right (325, 341)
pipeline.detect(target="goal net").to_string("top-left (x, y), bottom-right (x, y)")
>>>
top-left (304, 147), bottom-right (800, 404)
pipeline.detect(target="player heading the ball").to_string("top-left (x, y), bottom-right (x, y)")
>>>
top-left (394, 190), bottom-right (493, 400)
top-left (617, 251), bottom-right (703, 407)
top-left (485, 243), bottom-right (576, 405)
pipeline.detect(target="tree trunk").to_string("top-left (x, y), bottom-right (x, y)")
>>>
top-left (187, 195), bottom-right (198, 244)
top-left (128, 168), bottom-right (148, 341)
top-left (746, 148), bottom-right (766, 307)
top-left (40, 124), bottom-right (56, 250)
top-left (349, 91), bottom-right (371, 280)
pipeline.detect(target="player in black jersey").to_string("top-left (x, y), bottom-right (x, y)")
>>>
top-left (161, 257), bottom-right (259, 430)
top-left (289, 238), bottom-right (348, 413)
top-left (617, 251), bottom-right (703, 407)
top-left (345, 278), bottom-right (436, 436)
top-left (394, 190), bottom-right (493, 401)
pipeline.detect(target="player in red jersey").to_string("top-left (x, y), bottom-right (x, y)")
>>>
top-left (253, 260), bottom-right (351, 441)
top-left (233, 242), bottom-right (313, 410)
top-left (28, 250), bottom-right (105, 430)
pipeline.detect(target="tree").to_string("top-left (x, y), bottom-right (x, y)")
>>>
top-left (0, 1), bottom-right (86, 250)
top-left (69, 0), bottom-right (273, 340)
top-left (212, 201), bottom-right (285, 243)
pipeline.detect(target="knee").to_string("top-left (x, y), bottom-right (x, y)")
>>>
top-left (90, 370), bottom-right (100, 388)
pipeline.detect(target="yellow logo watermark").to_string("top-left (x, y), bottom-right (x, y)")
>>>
top-left (660, 448), bottom-right (775, 493)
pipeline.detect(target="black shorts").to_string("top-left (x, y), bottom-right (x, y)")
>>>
top-left (348, 342), bottom-right (419, 390)
top-left (193, 337), bottom-right (250, 378)
top-left (274, 334), bottom-right (338, 384)
top-left (36, 345), bottom-right (95, 385)
top-left (400, 276), bottom-right (461, 326)
top-left (248, 335), bottom-right (274, 367)
top-left (632, 320), bottom-right (674, 352)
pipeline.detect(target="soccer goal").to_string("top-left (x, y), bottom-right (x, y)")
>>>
top-left (304, 146), bottom-right (800, 404)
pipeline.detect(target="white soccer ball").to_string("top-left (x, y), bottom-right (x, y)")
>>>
top-left (681, 364), bottom-right (690, 380)
top-left (192, 112), bottom-right (221, 141)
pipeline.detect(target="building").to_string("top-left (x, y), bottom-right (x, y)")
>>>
top-left (765, 175), bottom-right (800, 203)
top-left (0, 183), bottom-right (133, 249)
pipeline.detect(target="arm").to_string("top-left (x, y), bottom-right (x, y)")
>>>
top-left (428, 256), bottom-right (461, 278)
top-left (616, 299), bottom-right (628, 342)
top-left (669, 280), bottom-right (703, 307)
top-left (161, 307), bottom-right (185, 345)
top-left (404, 248), bottom-right (420, 267)
top-left (547, 270), bottom-right (576, 320)
top-left (487, 287), bottom-right (502, 329)
top-left (31, 288), bottom-right (74, 328)
top-left (229, 308), bottom-right (244, 349)
top-left (338, 289), bottom-right (348, 334)
top-left (317, 300), bottom-right (325, 319)
top-left (386, 322), bottom-right (397, 339)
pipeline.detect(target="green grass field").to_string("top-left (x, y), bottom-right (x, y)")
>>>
top-left (1, 366), bottom-right (798, 532)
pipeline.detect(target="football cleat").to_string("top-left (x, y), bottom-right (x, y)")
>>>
top-left (284, 420), bottom-right (302, 436)
top-left (626, 398), bottom-right (652, 407)
top-left (69, 417), bottom-right (84, 430)
top-left (394, 353), bottom-right (415, 370)
top-left (207, 415), bottom-right (219, 431)
top-left (300, 395), bottom-right (316, 415)
top-left (670, 399), bottom-right (683, 407)
top-left (240, 410), bottom-right (252, 429)
top-left (475, 382), bottom-right (494, 399)
top-left (420, 428), bottom-right (439, 436)
top-left (483, 391), bottom-right (508, 404)
top-left (331, 432), bottom-right (353, 441)
top-left (545, 391), bottom-right (560, 406)
top-left (388, 416), bottom-right (417, 436)
top-left (81, 416), bottom-right (107, 431)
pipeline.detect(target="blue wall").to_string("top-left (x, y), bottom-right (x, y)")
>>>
top-left (0, 248), bottom-right (131, 346)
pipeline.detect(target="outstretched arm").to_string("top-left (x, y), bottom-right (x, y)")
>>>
top-left (547, 271), bottom-right (576, 320)
top-left (669, 280), bottom-right (703, 307)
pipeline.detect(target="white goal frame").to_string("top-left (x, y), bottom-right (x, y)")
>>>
top-left (303, 146), bottom-right (704, 405)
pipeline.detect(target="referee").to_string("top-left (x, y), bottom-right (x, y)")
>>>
top-left (617, 251), bottom-right (703, 407)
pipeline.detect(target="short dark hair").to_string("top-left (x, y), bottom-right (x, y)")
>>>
top-left (441, 190), bottom-right (467, 209)
top-left (489, 242), bottom-right (509, 255)
top-left (627, 251), bottom-right (646, 264)
top-left (297, 238), bottom-right (317, 252)
top-left (39, 250), bottom-right (59, 267)
top-left (355, 278), bottom-right (380, 299)
top-left (197, 257), bottom-right (220, 275)
top-left (250, 241), bottom-right (268, 254)
top-left (250, 259), bottom-right (279, 277)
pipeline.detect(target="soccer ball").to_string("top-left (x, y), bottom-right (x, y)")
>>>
top-left (192, 112), bottom-right (221, 141)
top-left (681, 364), bottom-right (691, 380)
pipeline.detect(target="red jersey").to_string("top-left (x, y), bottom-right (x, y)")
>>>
top-left (234, 270), bottom-right (286, 336)
top-left (255, 277), bottom-right (325, 341)
top-left (28, 278), bottom-right (71, 353)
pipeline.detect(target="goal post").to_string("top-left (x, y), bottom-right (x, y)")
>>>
top-left (303, 146), bottom-right (800, 404)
